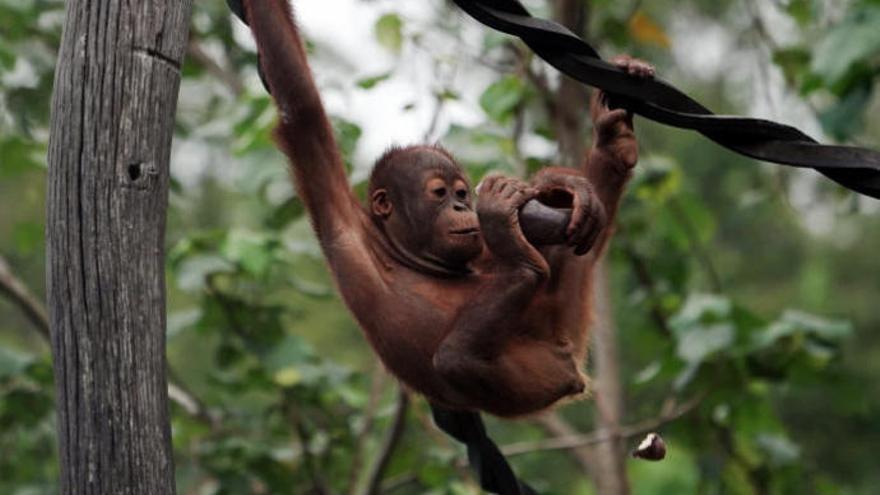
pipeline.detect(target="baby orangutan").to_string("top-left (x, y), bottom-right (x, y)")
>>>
top-left (239, 0), bottom-right (652, 417)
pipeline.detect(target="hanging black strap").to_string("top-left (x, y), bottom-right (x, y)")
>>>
top-left (451, 0), bottom-right (880, 199)
top-left (431, 404), bottom-right (538, 495)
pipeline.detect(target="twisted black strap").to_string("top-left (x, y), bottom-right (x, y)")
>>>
top-left (452, 0), bottom-right (880, 199)
top-left (431, 404), bottom-right (538, 495)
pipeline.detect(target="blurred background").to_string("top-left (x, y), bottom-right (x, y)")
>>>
top-left (1, 0), bottom-right (879, 493)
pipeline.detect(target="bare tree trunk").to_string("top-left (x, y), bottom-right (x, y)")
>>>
top-left (551, 0), bottom-right (589, 168)
top-left (46, 1), bottom-right (192, 493)
top-left (590, 259), bottom-right (631, 495)
top-left (551, 1), bottom-right (631, 493)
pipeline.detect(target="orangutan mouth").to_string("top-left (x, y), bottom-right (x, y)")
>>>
top-left (450, 227), bottom-right (480, 236)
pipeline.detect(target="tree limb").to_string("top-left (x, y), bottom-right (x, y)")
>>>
top-left (590, 258), bottom-right (631, 495)
top-left (531, 412), bottom-right (596, 475)
top-left (361, 387), bottom-right (410, 495)
top-left (502, 395), bottom-right (701, 458)
top-left (0, 254), bottom-right (50, 341)
top-left (668, 198), bottom-right (723, 292)
top-left (290, 404), bottom-right (331, 495)
top-left (346, 364), bottom-right (388, 495)
top-left (621, 244), bottom-right (672, 337)
top-left (187, 38), bottom-right (245, 96)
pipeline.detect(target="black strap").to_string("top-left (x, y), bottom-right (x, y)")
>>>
top-left (451, 0), bottom-right (880, 199)
top-left (431, 404), bottom-right (538, 495)
top-left (227, 0), bottom-right (246, 21)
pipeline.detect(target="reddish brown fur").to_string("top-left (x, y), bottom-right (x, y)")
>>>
top-left (243, 0), bottom-right (646, 417)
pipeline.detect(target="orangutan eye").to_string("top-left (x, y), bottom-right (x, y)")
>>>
top-left (455, 189), bottom-right (467, 200)
top-left (433, 187), bottom-right (447, 198)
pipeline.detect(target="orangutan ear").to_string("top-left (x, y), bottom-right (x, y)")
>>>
top-left (371, 189), bottom-right (393, 219)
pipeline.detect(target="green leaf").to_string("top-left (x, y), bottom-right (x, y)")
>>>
top-left (811, 7), bottom-right (880, 87)
top-left (263, 334), bottom-right (313, 374)
top-left (332, 117), bottom-right (362, 174)
top-left (356, 72), bottom-right (391, 90)
top-left (0, 388), bottom-right (53, 428)
top-left (633, 155), bottom-right (682, 203)
top-left (755, 434), bottom-right (800, 467)
top-left (633, 361), bottom-right (662, 385)
top-left (754, 310), bottom-right (850, 350)
top-left (374, 13), bottom-right (403, 53)
top-left (671, 294), bottom-right (732, 329)
top-left (174, 255), bottom-right (234, 291)
top-left (264, 196), bottom-right (305, 230)
top-left (785, 0), bottom-right (814, 26)
top-left (232, 95), bottom-right (274, 155)
top-left (0, 347), bottom-right (31, 379)
top-left (818, 84), bottom-right (871, 140)
top-left (12, 221), bottom-right (43, 254)
top-left (0, 43), bottom-right (14, 69)
top-left (437, 88), bottom-right (461, 101)
top-left (441, 125), bottom-right (516, 175)
top-left (479, 75), bottom-right (528, 123)
top-left (221, 230), bottom-right (278, 278)
top-left (772, 47), bottom-right (811, 86)
top-left (779, 310), bottom-right (851, 341)
top-left (0, 135), bottom-right (43, 177)
top-left (676, 322), bottom-right (735, 364)
top-left (168, 230), bottom-right (226, 267)
top-left (272, 367), bottom-right (302, 387)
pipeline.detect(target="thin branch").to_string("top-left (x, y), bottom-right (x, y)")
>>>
top-left (380, 473), bottom-right (420, 494)
top-left (423, 91), bottom-right (447, 143)
top-left (667, 198), bottom-right (723, 292)
top-left (513, 42), bottom-right (557, 120)
top-left (621, 244), bottom-right (672, 337)
top-left (0, 254), bottom-right (50, 340)
top-left (532, 412), bottom-right (596, 474)
top-left (167, 366), bottom-right (221, 427)
top-left (187, 38), bottom-right (245, 97)
top-left (589, 257), bottom-right (630, 494)
top-left (361, 387), bottom-right (410, 495)
top-left (422, 61), bottom-right (456, 143)
top-left (206, 274), bottom-right (249, 339)
top-left (501, 395), bottom-right (702, 458)
top-left (346, 364), bottom-right (388, 495)
top-left (511, 103), bottom-right (529, 178)
top-left (290, 405), bottom-right (331, 495)
top-left (167, 383), bottom-right (203, 418)
top-left (742, 0), bottom-right (779, 50)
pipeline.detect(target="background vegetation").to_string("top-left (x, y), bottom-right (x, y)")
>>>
top-left (1, 0), bottom-right (879, 493)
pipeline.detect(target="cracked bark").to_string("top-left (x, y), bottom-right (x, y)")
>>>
top-left (46, 1), bottom-right (193, 493)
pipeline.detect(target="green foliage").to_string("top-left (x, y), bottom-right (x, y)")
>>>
top-left (479, 75), bottom-right (530, 124)
top-left (810, 6), bottom-right (880, 92)
top-left (356, 72), bottom-right (392, 90)
top-left (374, 13), bottom-right (404, 54)
top-left (0, 350), bottom-right (57, 493)
top-left (2, 0), bottom-right (880, 494)
top-left (770, 0), bottom-right (880, 140)
top-left (0, 4), bottom-right (61, 487)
